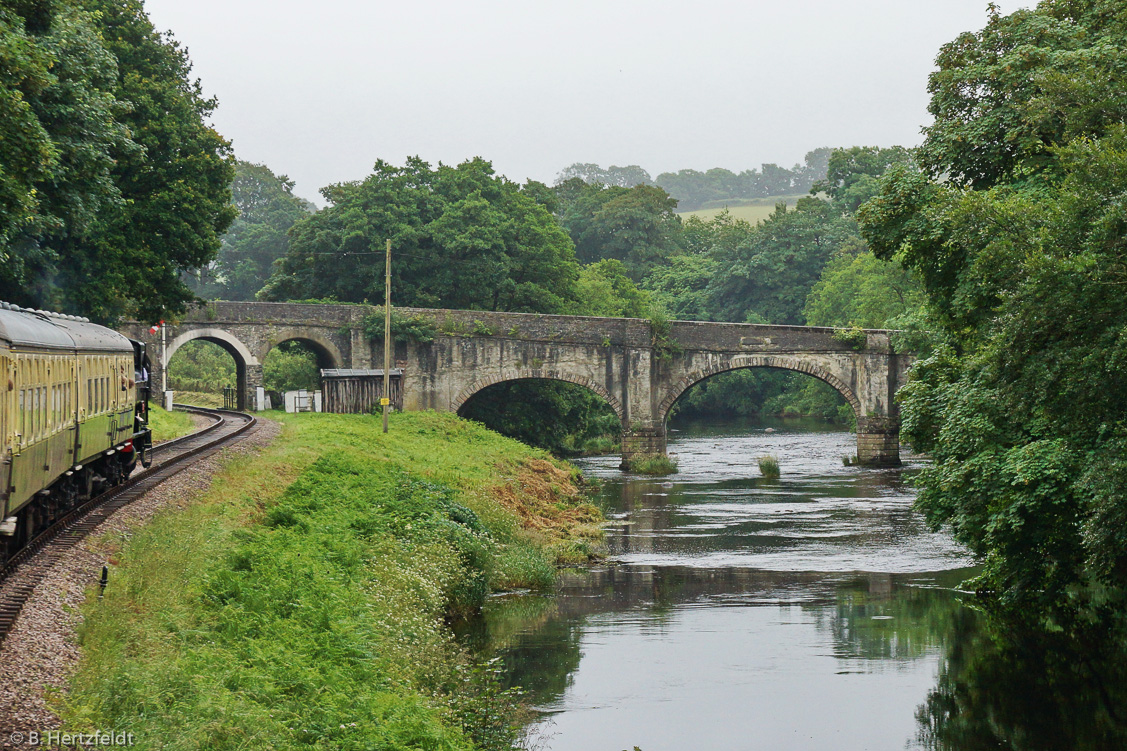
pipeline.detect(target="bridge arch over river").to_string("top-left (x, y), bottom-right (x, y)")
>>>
top-left (120, 302), bottom-right (910, 465)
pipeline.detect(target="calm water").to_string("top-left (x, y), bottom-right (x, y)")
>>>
top-left (460, 418), bottom-right (1126, 750)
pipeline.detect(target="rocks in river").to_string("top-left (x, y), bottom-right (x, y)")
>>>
top-left (765, 428), bottom-right (776, 433)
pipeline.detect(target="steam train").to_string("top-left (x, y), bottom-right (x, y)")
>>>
top-left (0, 302), bottom-right (153, 562)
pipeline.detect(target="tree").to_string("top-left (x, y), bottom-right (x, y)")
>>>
top-left (643, 252), bottom-right (717, 322)
top-left (554, 180), bottom-right (683, 281)
top-left (918, 2), bottom-right (1127, 189)
top-left (59, 0), bottom-right (236, 323)
top-left (858, 1), bottom-right (1127, 602)
top-left (189, 161), bottom-right (313, 300)
top-left (812, 146), bottom-right (913, 212)
top-left (572, 259), bottom-right (652, 318)
top-left (0, 0), bottom-right (235, 323)
top-left (0, 1), bottom-right (130, 302)
top-left (654, 150), bottom-right (831, 211)
top-left (555, 162), bottom-right (652, 187)
top-left (706, 198), bottom-right (856, 325)
top-left (262, 157), bottom-right (580, 314)
top-left (803, 237), bottom-right (924, 330)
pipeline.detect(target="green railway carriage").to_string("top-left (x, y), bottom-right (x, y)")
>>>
top-left (0, 304), bottom-right (152, 558)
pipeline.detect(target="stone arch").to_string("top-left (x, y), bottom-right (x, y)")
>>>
top-left (164, 327), bottom-right (259, 410)
top-left (261, 330), bottom-right (345, 371)
top-left (451, 369), bottom-right (626, 425)
top-left (165, 327), bottom-right (259, 367)
top-left (658, 354), bottom-right (862, 422)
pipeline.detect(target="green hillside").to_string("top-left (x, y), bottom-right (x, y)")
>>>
top-left (677, 194), bottom-right (808, 223)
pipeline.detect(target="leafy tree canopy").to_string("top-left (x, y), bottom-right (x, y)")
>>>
top-left (705, 198), bottom-right (857, 325)
top-left (553, 179), bottom-right (684, 282)
top-left (189, 160), bottom-right (313, 300)
top-left (572, 259), bottom-right (652, 319)
top-left (654, 149), bottom-right (832, 211)
top-left (262, 157), bottom-right (580, 314)
top-left (0, 0), bottom-right (129, 302)
top-left (860, 0), bottom-right (1127, 603)
top-left (0, 0), bottom-right (235, 323)
top-left (803, 237), bottom-right (925, 330)
top-left (812, 145), bottom-right (914, 213)
top-left (918, 0), bottom-right (1127, 188)
top-left (555, 162), bottom-right (652, 187)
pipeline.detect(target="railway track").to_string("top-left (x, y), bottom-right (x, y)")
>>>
top-left (0, 406), bottom-right (257, 645)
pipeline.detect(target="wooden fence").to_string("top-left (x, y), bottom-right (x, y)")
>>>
top-left (320, 369), bottom-right (403, 414)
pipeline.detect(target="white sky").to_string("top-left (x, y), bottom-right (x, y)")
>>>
top-left (144, 0), bottom-right (1037, 204)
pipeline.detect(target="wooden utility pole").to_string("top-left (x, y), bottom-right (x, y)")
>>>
top-left (382, 238), bottom-right (391, 433)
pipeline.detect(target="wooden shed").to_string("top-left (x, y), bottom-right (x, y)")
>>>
top-left (320, 368), bottom-right (403, 414)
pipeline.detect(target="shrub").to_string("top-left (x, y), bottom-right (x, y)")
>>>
top-left (758, 454), bottom-right (781, 478)
top-left (622, 453), bottom-right (679, 475)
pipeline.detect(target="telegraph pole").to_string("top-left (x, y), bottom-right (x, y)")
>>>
top-left (160, 320), bottom-right (167, 394)
top-left (382, 238), bottom-right (391, 433)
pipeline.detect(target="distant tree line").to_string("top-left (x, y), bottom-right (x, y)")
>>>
top-left (553, 150), bottom-right (834, 211)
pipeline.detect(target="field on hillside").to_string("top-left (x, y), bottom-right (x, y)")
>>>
top-left (677, 193), bottom-right (808, 223)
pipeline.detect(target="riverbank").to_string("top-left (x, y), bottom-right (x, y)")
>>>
top-left (61, 411), bottom-right (603, 750)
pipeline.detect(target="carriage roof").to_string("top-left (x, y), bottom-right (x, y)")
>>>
top-left (0, 303), bottom-right (133, 353)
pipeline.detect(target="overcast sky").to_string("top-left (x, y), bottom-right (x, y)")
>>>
top-left (145, 0), bottom-right (1036, 204)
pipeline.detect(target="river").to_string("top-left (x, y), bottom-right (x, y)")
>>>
top-left (459, 418), bottom-right (1125, 750)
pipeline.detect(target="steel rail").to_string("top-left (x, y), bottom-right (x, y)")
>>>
top-left (0, 406), bottom-right (257, 643)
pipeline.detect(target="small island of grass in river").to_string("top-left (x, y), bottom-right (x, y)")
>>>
top-left (64, 411), bottom-right (604, 750)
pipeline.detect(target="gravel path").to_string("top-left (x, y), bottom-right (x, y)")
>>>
top-left (0, 417), bottom-right (280, 743)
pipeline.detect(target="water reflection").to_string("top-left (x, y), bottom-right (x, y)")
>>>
top-left (463, 418), bottom-right (1127, 750)
top-left (916, 606), bottom-right (1127, 750)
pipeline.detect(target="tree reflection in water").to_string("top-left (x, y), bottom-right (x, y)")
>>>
top-left (915, 604), bottom-right (1127, 751)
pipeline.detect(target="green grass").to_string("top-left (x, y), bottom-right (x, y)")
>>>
top-left (758, 454), bottom-right (781, 479)
top-left (64, 411), bottom-right (604, 750)
top-left (146, 404), bottom-right (196, 443)
top-left (676, 194), bottom-right (807, 223)
top-left (622, 453), bottom-right (679, 475)
top-left (169, 390), bottom-right (224, 408)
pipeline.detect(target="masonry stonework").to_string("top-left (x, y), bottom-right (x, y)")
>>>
top-left (120, 302), bottom-right (910, 466)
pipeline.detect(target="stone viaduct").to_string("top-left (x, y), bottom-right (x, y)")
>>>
top-left (118, 301), bottom-right (912, 465)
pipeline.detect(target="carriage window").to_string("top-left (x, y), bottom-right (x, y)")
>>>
top-left (18, 389), bottom-right (25, 442)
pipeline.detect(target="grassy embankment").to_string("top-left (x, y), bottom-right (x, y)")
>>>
top-left (169, 390), bottom-right (224, 408)
top-left (676, 193), bottom-right (807, 223)
top-left (146, 403), bottom-right (196, 443)
top-left (63, 411), bottom-right (602, 750)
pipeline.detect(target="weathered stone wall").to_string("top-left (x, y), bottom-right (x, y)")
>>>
top-left (119, 301), bottom-right (368, 409)
top-left (119, 302), bottom-right (910, 465)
